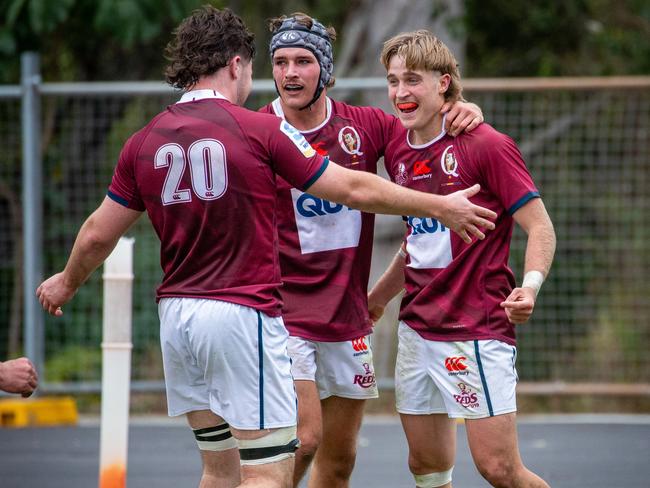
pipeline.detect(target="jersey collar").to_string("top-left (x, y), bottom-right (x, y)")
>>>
top-left (407, 113), bottom-right (448, 149)
top-left (177, 89), bottom-right (228, 104)
top-left (271, 96), bottom-right (332, 134)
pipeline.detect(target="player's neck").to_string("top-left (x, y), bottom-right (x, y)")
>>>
top-left (190, 74), bottom-right (238, 105)
top-left (280, 94), bottom-right (328, 131)
top-left (409, 114), bottom-right (445, 146)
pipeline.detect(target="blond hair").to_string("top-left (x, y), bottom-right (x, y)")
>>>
top-left (380, 30), bottom-right (463, 102)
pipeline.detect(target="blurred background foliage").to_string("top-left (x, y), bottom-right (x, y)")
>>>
top-left (0, 0), bottom-right (648, 83)
top-left (0, 1), bottom-right (648, 397)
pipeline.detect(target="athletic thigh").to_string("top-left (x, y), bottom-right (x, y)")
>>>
top-left (400, 413), bottom-right (457, 471)
top-left (232, 426), bottom-right (296, 488)
top-left (320, 396), bottom-right (366, 454)
top-left (295, 379), bottom-right (323, 446)
top-left (465, 412), bottom-right (523, 468)
top-left (185, 410), bottom-right (240, 481)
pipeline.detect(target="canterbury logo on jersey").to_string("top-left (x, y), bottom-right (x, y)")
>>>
top-left (413, 159), bottom-right (431, 175)
top-left (311, 141), bottom-right (329, 156)
top-left (413, 159), bottom-right (432, 180)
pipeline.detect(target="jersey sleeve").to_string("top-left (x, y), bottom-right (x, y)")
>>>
top-left (258, 103), bottom-right (274, 115)
top-left (265, 117), bottom-right (329, 191)
top-left (107, 132), bottom-right (146, 211)
top-left (469, 129), bottom-right (539, 215)
top-left (369, 108), bottom-right (402, 156)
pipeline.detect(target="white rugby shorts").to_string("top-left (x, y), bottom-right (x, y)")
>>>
top-left (395, 322), bottom-right (518, 418)
top-left (159, 297), bottom-right (297, 430)
top-left (288, 334), bottom-right (379, 400)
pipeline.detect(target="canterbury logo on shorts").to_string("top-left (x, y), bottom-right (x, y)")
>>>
top-left (445, 356), bottom-right (469, 376)
top-left (351, 337), bottom-right (368, 352)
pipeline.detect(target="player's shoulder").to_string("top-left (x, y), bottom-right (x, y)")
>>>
top-left (122, 110), bottom-right (169, 156)
top-left (258, 101), bottom-right (275, 115)
top-left (331, 98), bottom-right (392, 122)
top-left (330, 99), bottom-right (400, 148)
top-left (455, 122), bottom-right (515, 152)
top-left (459, 122), bottom-right (505, 140)
top-left (226, 103), bottom-right (284, 133)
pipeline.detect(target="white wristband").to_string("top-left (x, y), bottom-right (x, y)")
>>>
top-left (397, 247), bottom-right (407, 259)
top-left (522, 270), bottom-right (545, 296)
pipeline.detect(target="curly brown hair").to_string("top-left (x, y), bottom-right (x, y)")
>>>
top-left (165, 6), bottom-right (256, 90)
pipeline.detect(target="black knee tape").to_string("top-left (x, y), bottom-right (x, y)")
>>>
top-left (193, 423), bottom-right (237, 451)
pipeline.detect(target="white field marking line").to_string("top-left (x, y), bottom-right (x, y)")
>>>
top-left (79, 413), bottom-right (650, 428)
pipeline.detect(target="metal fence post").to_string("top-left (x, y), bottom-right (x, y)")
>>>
top-left (21, 52), bottom-right (44, 379)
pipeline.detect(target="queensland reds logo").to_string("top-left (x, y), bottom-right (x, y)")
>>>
top-left (338, 126), bottom-right (363, 156)
top-left (453, 382), bottom-right (479, 408)
top-left (440, 145), bottom-right (459, 177)
top-left (353, 362), bottom-right (376, 388)
top-left (395, 162), bottom-right (408, 185)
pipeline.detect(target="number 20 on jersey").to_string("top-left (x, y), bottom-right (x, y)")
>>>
top-left (154, 139), bottom-right (228, 204)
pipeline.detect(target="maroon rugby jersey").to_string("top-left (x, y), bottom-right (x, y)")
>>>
top-left (260, 97), bottom-right (402, 341)
top-left (384, 122), bottom-right (539, 345)
top-left (108, 90), bottom-right (327, 316)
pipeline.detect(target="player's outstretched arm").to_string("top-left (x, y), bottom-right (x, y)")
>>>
top-left (37, 197), bottom-right (142, 316)
top-left (367, 245), bottom-right (407, 323)
top-left (441, 100), bottom-right (483, 136)
top-left (308, 162), bottom-right (496, 243)
top-left (500, 198), bottom-right (556, 324)
top-left (0, 357), bottom-right (38, 397)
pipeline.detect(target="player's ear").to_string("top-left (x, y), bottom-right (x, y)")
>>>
top-left (438, 73), bottom-right (451, 95)
top-left (229, 56), bottom-right (242, 80)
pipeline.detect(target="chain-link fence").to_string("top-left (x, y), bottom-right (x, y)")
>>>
top-left (371, 78), bottom-right (650, 396)
top-left (1, 73), bottom-right (649, 395)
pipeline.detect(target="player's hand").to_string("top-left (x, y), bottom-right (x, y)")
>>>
top-left (439, 184), bottom-right (496, 244)
top-left (500, 287), bottom-right (536, 324)
top-left (36, 272), bottom-right (77, 317)
top-left (0, 357), bottom-right (38, 397)
top-left (367, 294), bottom-right (386, 324)
top-left (441, 101), bottom-right (483, 137)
